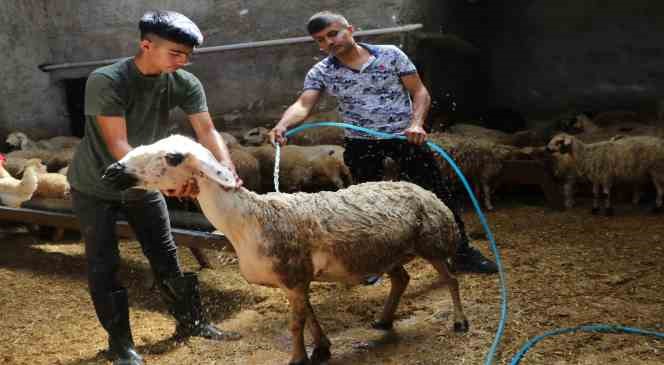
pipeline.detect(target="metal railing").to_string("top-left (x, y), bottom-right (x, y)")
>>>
top-left (39, 23), bottom-right (422, 72)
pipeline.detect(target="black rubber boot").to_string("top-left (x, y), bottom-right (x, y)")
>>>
top-left (456, 237), bottom-right (498, 274)
top-left (92, 289), bottom-right (144, 365)
top-left (160, 272), bottom-right (241, 341)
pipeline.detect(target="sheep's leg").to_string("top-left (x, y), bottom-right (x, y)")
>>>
top-left (285, 287), bottom-right (309, 365)
top-left (481, 180), bottom-right (494, 211)
top-left (51, 227), bottom-right (66, 242)
top-left (189, 247), bottom-right (213, 269)
top-left (372, 266), bottom-right (410, 331)
top-left (652, 176), bottom-right (663, 213)
top-left (603, 183), bottom-right (613, 216)
top-left (429, 259), bottom-right (469, 333)
top-left (563, 177), bottom-right (575, 209)
top-left (591, 183), bottom-right (601, 214)
top-left (305, 300), bottom-right (332, 364)
top-left (632, 188), bottom-right (642, 205)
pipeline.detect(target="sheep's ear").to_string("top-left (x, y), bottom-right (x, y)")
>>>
top-left (191, 155), bottom-right (239, 189)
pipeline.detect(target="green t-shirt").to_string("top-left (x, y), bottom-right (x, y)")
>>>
top-left (67, 57), bottom-right (208, 201)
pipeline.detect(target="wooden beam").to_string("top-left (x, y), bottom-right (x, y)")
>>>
top-left (0, 205), bottom-right (229, 250)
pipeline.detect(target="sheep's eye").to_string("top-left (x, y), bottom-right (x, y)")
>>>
top-left (165, 153), bottom-right (186, 166)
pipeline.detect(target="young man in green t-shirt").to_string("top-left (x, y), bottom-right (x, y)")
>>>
top-left (68, 11), bottom-right (241, 365)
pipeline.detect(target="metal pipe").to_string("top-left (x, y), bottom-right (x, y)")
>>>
top-left (39, 23), bottom-right (422, 72)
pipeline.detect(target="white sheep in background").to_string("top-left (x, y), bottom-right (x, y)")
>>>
top-left (547, 134), bottom-right (643, 209)
top-left (33, 171), bottom-right (71, 200)
top-left (0, 157), bottom-right (42, 207)
top-left (546, 133), bottom-right (664, 215)
top-left (101, 135), bottom-right (469, 365)
top-left (6, 132), bottom-right (81, 151)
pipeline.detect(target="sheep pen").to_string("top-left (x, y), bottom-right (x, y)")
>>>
top-left (100, 135), bottom-right (469, 364)
top-left (2, 138), bottom-right (663, 364)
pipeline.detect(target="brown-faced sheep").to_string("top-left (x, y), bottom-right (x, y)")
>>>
top-left (101, 135), bottom-right (469, 365)
top-left (546, 133), bottom-right (664, 215)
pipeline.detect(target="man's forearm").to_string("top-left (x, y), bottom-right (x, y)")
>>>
top-left (276, 102), bottom-right (311, 130)
top-left (199, 129), bottom-right (232, 164)
top-left (107, 141), bottom-right (133, 161)
top-left (410, 88), bottom-right (431, 128)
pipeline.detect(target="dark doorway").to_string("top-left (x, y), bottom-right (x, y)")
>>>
top-left (64, 77), bottom-right (87, 138)
top-left (418, 36), bottom-right (489, 131)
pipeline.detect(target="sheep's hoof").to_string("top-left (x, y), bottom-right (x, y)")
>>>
top-left (371, 320), bottom-right (393, 331)
top-left (310, 346), bottom-right (331, 364)
top-left (604, 207), bottom-right (614, 216)
top-left (591, 207), bottom-right (600, 215)
top-left (649, 205), bottom-right (662, 214)
top-left (288, 358), bottom-right (309, 365)
top-left (454, 319), bottom-right (469, 333)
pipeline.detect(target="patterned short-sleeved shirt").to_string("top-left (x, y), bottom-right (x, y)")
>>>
top-left (303, 43), bottom-right (417, 138)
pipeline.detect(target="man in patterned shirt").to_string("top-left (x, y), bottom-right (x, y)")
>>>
top-left (269, 11), bottom-right (497, 274)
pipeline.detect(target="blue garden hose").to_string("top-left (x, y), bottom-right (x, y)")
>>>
top-left (281, 122), bottom-right (508, 365)
top-left (509, 324), bottom-right (664, 365)
top-left (276, 121), bottom-right (664, 364)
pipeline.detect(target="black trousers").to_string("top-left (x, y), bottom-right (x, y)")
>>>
top-left (71, 189), bottom-right (182, 297)
top-left (343, 138), bottom-right (470, 250)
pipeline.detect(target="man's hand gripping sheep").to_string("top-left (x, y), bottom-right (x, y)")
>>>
top-left (102, 135), bottom-right (469, 365)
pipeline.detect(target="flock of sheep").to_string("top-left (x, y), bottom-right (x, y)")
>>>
top-left (229, 110), bottom-right (664, 216)
top-left (0, 132), bottom-right (76, 207)
top-left (1, 108), bottom-right (663, 217)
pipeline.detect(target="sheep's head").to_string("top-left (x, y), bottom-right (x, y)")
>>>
top-left (242, 127), bottom-right (270, 146)
top-left (24, 158), bottom-right (47, 173)
top-left (6, 132), bottom-right (28, 149)
top-left (308, 155), bottom-right (353, 192)
top-left (101, 135), bottom-right (240, 192)
top-left (569, 114), bottom-right (593, 133)
top-left (546, 133), bottom-right (575, 155)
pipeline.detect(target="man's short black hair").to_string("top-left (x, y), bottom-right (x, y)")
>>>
top-left (139, 10), bottom-right (204, 47)
top-left (306, 11), bottom-right (349, 35)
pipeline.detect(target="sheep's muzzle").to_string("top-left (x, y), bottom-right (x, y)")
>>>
top-left (101, 162), bottom-right (139, 190)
